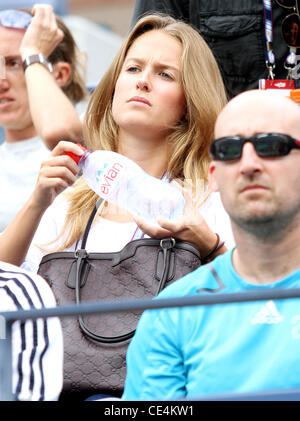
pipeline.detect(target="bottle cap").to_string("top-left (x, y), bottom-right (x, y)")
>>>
top-left (65, 143), bottom-right (88, 164)
top-left (290, 89), bottom-right (300, 104)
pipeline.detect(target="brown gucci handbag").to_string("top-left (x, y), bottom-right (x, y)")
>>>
top-left (38, 200), bottom-right (202, 399)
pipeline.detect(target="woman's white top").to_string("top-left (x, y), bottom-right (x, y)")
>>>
top-left (22, 190), bottom-right (235, 274)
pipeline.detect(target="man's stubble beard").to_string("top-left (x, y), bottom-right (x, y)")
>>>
top-left (230, 202), bottom-right (300, 240)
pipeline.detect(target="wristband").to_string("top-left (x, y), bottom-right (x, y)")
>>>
top-left (23, 53), bottom-right (53, 73)
top-left (202, 233), bottom-right (225, 263)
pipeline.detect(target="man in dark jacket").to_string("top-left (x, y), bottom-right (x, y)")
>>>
top-left (131, 0), bottom-right (298, 99)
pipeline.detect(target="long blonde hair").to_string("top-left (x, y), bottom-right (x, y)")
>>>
top-left (58, 13), bottom-right (227, 250)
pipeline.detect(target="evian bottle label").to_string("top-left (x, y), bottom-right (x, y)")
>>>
top-left (95, 161), bottom-right (124, 196)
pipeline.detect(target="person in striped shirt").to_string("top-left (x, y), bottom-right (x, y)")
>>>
top-left (0, 261), bottom-right (63, 400)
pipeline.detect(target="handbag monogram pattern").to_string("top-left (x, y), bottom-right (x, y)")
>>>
top-left (38, 202), bottom-right (202, 397)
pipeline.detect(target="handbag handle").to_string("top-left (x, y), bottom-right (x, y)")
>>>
top-left (74, 203), bottom-right (175, 344)
top-left (81, 198), bottom-right (103, 249)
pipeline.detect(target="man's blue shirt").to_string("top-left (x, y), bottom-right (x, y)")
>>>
top-left (122, 249), bottom-right (300, 400)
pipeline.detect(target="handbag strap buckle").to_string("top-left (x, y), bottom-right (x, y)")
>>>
top-left (74, 249), bottom-right (89, 259)
top-left (160, 237), bottom-right (176, 249)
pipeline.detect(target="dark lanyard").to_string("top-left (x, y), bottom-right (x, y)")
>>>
top-left (262, 0), bottom-right (297, 79)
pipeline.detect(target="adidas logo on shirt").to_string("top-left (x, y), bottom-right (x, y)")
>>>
top-left (251, 300), bottom-right (283, 324)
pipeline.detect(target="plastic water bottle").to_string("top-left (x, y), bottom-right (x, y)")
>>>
top-left (66, 144), bottom-right (185, 225)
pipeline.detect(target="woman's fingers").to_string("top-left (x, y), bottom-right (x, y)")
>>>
top-left (42, 140), bottom-right (84, 178)
top-left (39, 161), bottom-right (78, 185)
top-left (156, 216), bottom-right (183, 232)
top-left (44, 140), bottom-right (85, 174)
top-left (31, 140), bottom-right (84, 209)
top-left (133, 215), bottom-right (173, 238)
top-left (50, 140), bottom-right (84, 157)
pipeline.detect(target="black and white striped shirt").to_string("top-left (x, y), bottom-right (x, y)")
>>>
top-left (0, 262), bottom-right (63, 401)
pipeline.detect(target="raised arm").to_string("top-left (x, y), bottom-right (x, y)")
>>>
top-left (0, 141), bottom-right (84, 265)
top-left (20, 5), bottom-right (83, 149)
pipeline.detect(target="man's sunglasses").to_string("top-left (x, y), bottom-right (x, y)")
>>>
top-left (276, 0), bottom-right (300, 47)
top-left (0, 9), bottom-right (32, 29)
top-left (210, 133), bottom-right (300, 161)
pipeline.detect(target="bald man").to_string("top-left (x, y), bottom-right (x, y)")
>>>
top-left (122, 90), bottom-right (300, 401)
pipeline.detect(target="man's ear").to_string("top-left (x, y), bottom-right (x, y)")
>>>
top-left (52, 62), bottom-right (72, 88)
top-left (208, 161), bottom-right (219, 192)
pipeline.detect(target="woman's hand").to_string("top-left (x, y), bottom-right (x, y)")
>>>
top-left (134, 182), bottom-right (225, 259)
top-left (29, 141), bottom-right (84, 211)
top-left (0, 141), bottom-right (83, 266)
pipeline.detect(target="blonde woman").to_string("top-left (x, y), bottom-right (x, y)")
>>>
top-left (16, 14), bottom-right (234, 277)
top-left (0, 13), bottom-right (236, 399)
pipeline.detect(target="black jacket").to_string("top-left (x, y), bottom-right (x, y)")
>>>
top-left (132, 0), bottom-right (298, 99)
